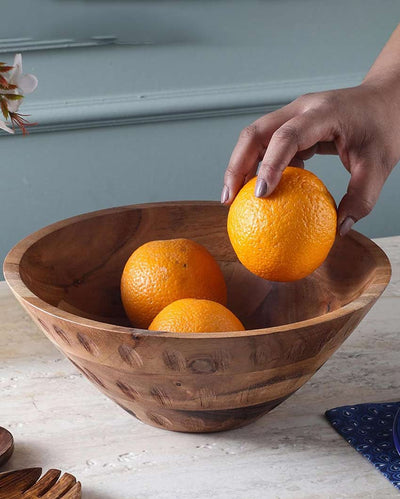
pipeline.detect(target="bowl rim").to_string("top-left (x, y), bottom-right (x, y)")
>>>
top-left (3, 201), bottom-right (392, 339)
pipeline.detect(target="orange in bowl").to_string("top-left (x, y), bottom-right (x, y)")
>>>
top-left (121, 238), bottom-right (227, 328)
top-left (149, 298), bottom-right (244, 333)
top-left (227, 167), bottom-right (337, 281)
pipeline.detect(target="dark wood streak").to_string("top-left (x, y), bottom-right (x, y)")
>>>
top-left (68, 358), bottom-right (86, 376)
top-left (116, 381), bottom-right (139, 400)
top-left (147, 412), bottom-right (171, 427)
top-left (171, 395), bottom-right (293, 432)
top-left (37, 317), bottom-right (50, 332)
top-left (163, 350), bottom-right (186, 371)
top-left (68, 357), bottom-right (105, 387)
top-left (150, 386), bottom-right (172, 407)
top-left (249, 326), bottom-right (344, 370)
top-left (53, 325), bottom-right (71, 345)
top-left (84, 368), bottom-right (105, 388)
top-left (188, 357), bottom-right (217, 374)
top-left (77, 332), bottom-right (98, 356)
top-left (113, 400), bottom-right (140, 420)
top-left (237, 371), bottom-right (312, 395)
top-left (179, 395), bottom-right (291, 422)
top-left (213, 349), bottom-right (232, 371)
top-left (118, 344), bottom-right (143, 367)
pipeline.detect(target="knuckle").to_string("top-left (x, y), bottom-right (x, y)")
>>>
top-left (357, 197), bottom-right (374, 217)
top-left (260, 162), bottom-right (283, 177)
top-left (317, 93), bottom-right (338, 111)
top-left (298, 91), bottom-right (337, 113)
top-left (295, 93), bottom-right (315, 108)
top-left (224, 165), bottom-right (242, 181)
top-left (239, 124), bottom-right (258, 141)
top-left (358, 130), bottom-right (371, 152)
top-left (273, 124), bottom-right (299, 144)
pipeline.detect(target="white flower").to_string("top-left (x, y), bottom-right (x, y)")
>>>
top-left (5, 53), bottom-right (38, 113)
top-left (0, 53), bottom-right (38, 134)
top-left (0, 118), bottom-right (14, 134)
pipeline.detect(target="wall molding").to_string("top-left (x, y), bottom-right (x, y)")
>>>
top-left (14, 72), bottom-right (364, 135)
top-left (0, 37), bottom-right (152, 53)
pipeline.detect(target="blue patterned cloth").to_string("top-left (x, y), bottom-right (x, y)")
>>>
top-left (325, 402), bottom-right (400, 490)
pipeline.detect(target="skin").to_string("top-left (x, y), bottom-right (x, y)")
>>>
top-left (221, 24), bottom-right (400, 236)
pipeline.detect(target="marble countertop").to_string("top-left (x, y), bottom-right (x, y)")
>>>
top-left (1, 236), bottom-right (400, 499)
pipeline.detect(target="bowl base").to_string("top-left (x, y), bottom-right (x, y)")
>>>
top-left (114, 395), bottom-right (291, 433)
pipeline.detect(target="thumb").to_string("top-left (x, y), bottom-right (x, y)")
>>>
top-left (337, 162), bottom-right (384, 236)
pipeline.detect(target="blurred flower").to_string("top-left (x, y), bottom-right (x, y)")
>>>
top-left (0, 119), bottom-right (13, 134)
top-left (0, 53), bottom-right (38, 135)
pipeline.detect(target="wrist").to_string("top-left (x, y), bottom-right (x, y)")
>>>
top-left (357, 79), bottom-right (400, 169)
top-left (359, 76), bottom-right (400, 124)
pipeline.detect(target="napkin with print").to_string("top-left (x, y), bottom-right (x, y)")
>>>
top-left (325, 402), bottom-right (400, 490)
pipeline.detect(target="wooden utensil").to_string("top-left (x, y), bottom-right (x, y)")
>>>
top-left (3, 202), bottom-right (392, 433)
top-left (0, 427), bottom-right (14, 467)
top-left (0, 468), bottom-right (81, 498)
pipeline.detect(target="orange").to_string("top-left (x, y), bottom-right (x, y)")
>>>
top-left (227, 167), bottom-right (337, 282)
top-left (121, 238), bottom-right (227, 328)
top-left (149, 298), bottom-right (244, 333)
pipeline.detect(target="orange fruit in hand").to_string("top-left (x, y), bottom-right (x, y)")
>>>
top-left (227, 167), bottom-right (337, 282)
top-left (149, 298), bottom-right (244, 333)
top-left (121, 238), bottom-right (227, 328)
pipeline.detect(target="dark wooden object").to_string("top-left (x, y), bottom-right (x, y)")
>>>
top-left (3, 202), bottom-right (391, 433)
top-left (0, 427), bottom-right (13, 467)
top-left (0, 468), bottom-right (81, 498)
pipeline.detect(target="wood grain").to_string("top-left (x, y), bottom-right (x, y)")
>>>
top-left (0, 468), bottom-right (81, 498)
top-left (0, 427), bottom-right (13, 467)
top-left (3, 202), bottom-right (391, 432)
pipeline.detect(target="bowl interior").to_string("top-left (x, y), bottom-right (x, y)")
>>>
top-left (17, 203), bottom-right (378, 330)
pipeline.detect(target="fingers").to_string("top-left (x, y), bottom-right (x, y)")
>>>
top-left (294, 141), bottom-right (338, 161)
top-left (221, 124), bottom-right (262, 204)
top-left (289, 157), bottom-right (305, 168)
top-left (315, 141), bottom-right (338, 155)
top-left (255, 110), bottom-right (338, 197)
top-left (289, 141), bottom-right (338, 169)
top-left (222, 105), bottom-right (297, 205)
top-left (337, 161), bottom-right (385, 236)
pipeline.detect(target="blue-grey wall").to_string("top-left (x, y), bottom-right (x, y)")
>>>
top-left (1, 0), bottom-right (400, 275)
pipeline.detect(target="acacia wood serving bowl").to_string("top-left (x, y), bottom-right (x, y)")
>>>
top-left (3, 202), bottom-right (391, 433)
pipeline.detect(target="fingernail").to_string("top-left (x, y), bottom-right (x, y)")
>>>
top-left (221, 185), bottom-right (229, 204)
top-left (255, 178), bottom-right (268, 198)
top-left (339, 216), bottom-right (356, 237)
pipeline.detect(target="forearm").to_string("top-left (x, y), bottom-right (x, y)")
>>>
top-left (362, 24), bottom-right (400, 103)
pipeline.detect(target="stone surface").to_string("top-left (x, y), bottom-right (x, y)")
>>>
top-left (1, 236), bottom-right (399, 498)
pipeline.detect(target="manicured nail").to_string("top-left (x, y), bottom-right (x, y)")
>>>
top-left (255, 178), bottom-right (268, 198)
top-left (339, 216), bottom-right (356, 236)
top-left (221, 185), bottom-right (229, 204)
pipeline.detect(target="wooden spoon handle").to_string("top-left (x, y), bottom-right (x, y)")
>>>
top-left (37, 473), bottom-right (78, 499)
top-left (0, 468), bottom-right (42, 499)
top-left (0, 468), bottom-right (81, 499)
top-left (22, 469), bottom-right (61, 496)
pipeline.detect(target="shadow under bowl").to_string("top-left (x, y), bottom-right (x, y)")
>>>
top-left (3, 202), bottom-right (391, 432)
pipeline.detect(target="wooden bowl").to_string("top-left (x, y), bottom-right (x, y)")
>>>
top-left (3, 202), bottom-right (391, 433)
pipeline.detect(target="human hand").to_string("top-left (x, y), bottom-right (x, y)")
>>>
top-left (221, 84), bottom-right (400, 235)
